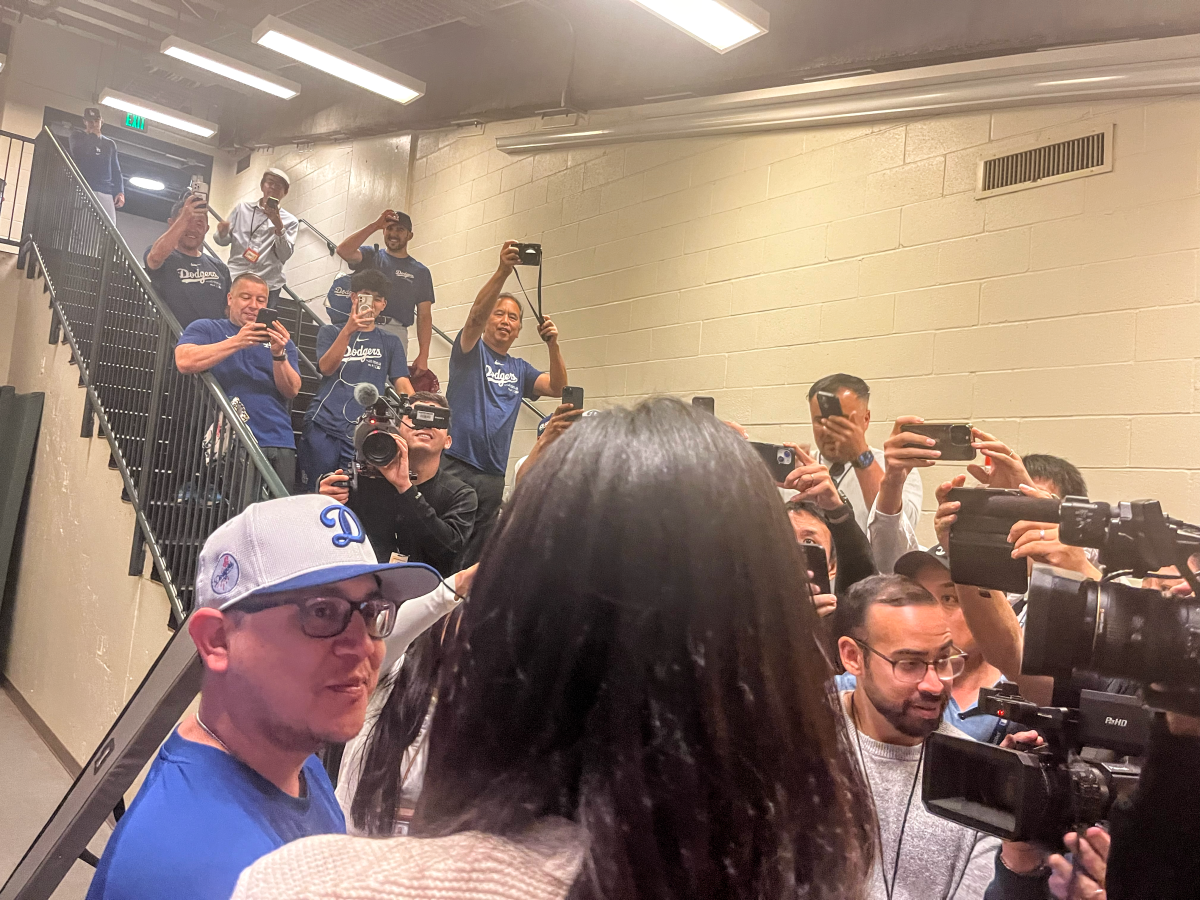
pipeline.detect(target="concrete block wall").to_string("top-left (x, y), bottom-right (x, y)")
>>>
top-left (393, 98), bottom-right (1200, 544)
top-left (210, 132), bottom-right (414, 309)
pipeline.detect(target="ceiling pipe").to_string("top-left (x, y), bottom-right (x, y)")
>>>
top-left (497, 34), bottom-right (1200, 153)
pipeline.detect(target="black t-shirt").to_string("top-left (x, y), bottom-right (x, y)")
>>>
top-left (145, 248), bottom-right (230, 328)
top-left (349, 465), bottom-right (478, 577)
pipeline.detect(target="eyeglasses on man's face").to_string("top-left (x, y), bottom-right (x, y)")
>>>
top-left (237, 592), bottom-right (397, 639)
top-left (852, 638), bottom-right (966, 685)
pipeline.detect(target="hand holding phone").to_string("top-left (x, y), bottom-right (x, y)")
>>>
top-left (256, 308), bottom-right (281, 327)
top-left (815, 390), bottom-right (844, 419)
top-left (750, 441), bottom-right (796, 482)
top-left (561, 385), bottom-right (584, 410)
top-left (265, 196), bottom-right (280, 211)
top-left (799, 541), bottom-right (832, 596)
top-left (902, 423), bottom-right (976, 462)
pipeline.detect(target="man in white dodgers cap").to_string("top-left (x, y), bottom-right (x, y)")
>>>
top-left (85, 494), bottom-right (446, 900)
top-left (214, 166), bottom-right (298, 306)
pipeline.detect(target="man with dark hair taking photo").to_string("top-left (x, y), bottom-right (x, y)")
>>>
top-left (808, 373), bottom-right (922, 533)
top-left (145, 192), bottom-right (229, 328)
top-left (299, 268), bottom-right (414, 490)
top-left (318, 391), bottom-right (476, 577)
top-left (442, 241), bottom-right (568, 564)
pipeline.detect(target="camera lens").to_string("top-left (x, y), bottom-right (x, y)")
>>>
top-left (362, 430), bottom-right (399, 467)
top-left (950, 425), bottom-right (973, 444)
top-left (1022, 565), bottom-right (1098, 678)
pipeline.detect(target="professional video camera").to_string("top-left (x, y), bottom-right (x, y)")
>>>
top-left (350, 383), bottom-right (450, 487)
top-left (923, 683), bottom-right (1146, 844)
top-left (948, 489), bottom-right (1200, 714)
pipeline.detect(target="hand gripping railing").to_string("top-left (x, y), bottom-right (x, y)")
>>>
top-left (19, 126), bottom-right (289, 621)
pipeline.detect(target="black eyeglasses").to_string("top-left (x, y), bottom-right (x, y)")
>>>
top-left (237, 593), bottom-right (397, 639)
top-left (852, 638), bottom-right (966, 685)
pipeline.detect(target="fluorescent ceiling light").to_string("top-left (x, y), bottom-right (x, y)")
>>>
top-left (161, 36), bottom-right (300, 99)
top-left (626, 0), bottom-right (768, 53)
top-left (99, 89), bottom-right (217, 138)
top-left (128, 176), bottom-right (165, 191)
top-left (252, 15), bottom-right (424, 104)
top-left (1037, 75), bottom-right (1125, 86)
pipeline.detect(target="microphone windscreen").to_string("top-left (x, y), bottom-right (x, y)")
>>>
top-left (353, 382), bottom-right (380, 407)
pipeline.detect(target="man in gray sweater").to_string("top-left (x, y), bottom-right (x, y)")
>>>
top-left (834, 575), bottom-right (1055, 900)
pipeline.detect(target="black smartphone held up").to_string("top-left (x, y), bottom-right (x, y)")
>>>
top-left (266, 196), bottom-right (280, 210)
top-left (561, 385), bottom-right (584, 410)
top-left (798, 541), bottom-right (832, 596)
top-left (947, 487), bottom-right (1061, 594)
top-left (515, 242), bottom-right (542, 266)
top-left (255, 308), bottom-right (281, 327)
top-left (815, 390), bottom-right (843, 419)
top-left (904, 423), bottom-right (977, 462)
top-left (750, 441), bottom-right (796, 483)
top-left (692, 396), bottom-right (716, 414)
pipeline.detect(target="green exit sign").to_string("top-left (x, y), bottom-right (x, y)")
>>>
top-left (124, 113), bottom-right (146, 131)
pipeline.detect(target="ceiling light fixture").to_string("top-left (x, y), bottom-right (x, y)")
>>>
top-left (160, 36), bottom-right (300, 99)
top-left (251, 15), bottom-right (425, 104)
top-left (128, 176), bottom-right (166, 191)
top-left (625, 0), bottom-right (768, 53)
top-left (98, 89), bottom-right (217, 138)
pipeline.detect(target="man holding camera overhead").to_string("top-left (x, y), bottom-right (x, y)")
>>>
top-left (298, 269), bottom-right (414, 491)
top-left (213, 168), bottom-right (298, 306)
top-left (336, 209), bottom-right (435, 379)
top-left (443, 241), bottom-right (568, 565)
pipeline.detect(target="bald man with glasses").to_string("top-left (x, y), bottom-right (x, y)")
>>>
top-left (85, 495), bottom-right (443, 900)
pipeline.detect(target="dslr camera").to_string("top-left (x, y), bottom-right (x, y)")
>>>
top-left (350, 384), bottom-right (451, 487)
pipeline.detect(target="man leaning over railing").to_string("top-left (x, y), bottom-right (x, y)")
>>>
top-left (146, 192), bottom-right (230, 329)
top-left (175, 273), bottom-right (301, 491)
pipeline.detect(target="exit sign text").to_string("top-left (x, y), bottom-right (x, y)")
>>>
top-left (124, 113), bottom-right (146, 131)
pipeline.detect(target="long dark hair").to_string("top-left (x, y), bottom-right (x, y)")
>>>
top-left (349, 614), bottom-right (451, 835)
top-left (414, 398), bottom-right (875, 900)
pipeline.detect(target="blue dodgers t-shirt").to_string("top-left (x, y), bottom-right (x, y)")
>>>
top-left (178, 318), bottom-right (300, 449)
top-left (85, 731), bottom-right (344, 900)
top-left (306, 324), bottom-right (408, 439)
top-left (350, 247), bottom-right (435, 327)
top-left (145, 248), bottom-right (230, 329)
top-left (446, 331), bottom-right (542, 476)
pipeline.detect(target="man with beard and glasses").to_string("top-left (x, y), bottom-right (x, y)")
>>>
top-left (834, 575), bottom-right (1050, 900)
top-left (84, 495), bottom-right (440, 900)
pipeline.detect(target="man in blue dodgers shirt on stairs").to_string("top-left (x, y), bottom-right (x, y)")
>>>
top-left (443, 241), bottom-right (568, 564)
top-left (84, 493), bottom-right (440, 900)
top-left (336, 208), bottom-right (435, 381)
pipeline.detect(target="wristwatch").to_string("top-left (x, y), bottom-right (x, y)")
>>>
top-left (271, 353), bottom-right (286, 361)
top-left (825, 493), bottom-right (854, 525)
top-left (851, 449), bottom-right (875, 470)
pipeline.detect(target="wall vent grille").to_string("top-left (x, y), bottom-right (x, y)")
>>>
top-left (976, 124), bottom-right (1113, 198)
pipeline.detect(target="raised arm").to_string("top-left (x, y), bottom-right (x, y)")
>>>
top-left (460, 242), bottom-right (519, 354)
top-left (336, 210), bottom-right (394, 266)
top-left (531, 317), bottom-right (567, 398)
top-left (146, 194), bottom-right (205, 270)
top-left (175, 321), bottom-right (268, 374)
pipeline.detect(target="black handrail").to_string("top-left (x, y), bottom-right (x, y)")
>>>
top-left (23, 127), bottom-right (288, 620)
top-left (298, 217), bottom-right (337, 256)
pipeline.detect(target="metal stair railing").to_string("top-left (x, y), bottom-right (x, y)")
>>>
top-left (19, 126), bottom-right (289, 622)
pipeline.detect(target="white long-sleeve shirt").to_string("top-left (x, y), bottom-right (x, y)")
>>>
top-left (816, 446), bottom-right (923, 536)
top-left (867, 501), bottom-right (923, 575)
top-left (213, 200), bottom-right (298, 289)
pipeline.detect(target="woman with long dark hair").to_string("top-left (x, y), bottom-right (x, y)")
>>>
top-left (235, 397), bottom-right (876, 900)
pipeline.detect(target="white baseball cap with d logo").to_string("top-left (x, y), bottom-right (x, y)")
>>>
top-left (194, 494), bottom-right (440, 611)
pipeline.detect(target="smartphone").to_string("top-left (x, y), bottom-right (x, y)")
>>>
top-left (750, 441), bottom-right (796, 482)
top-left (357, 295), bottom-right (374, 315)
top-left (515, 242), bottom-right (542, 266)
top-left (692, 396), bottom-right (715, 414)
top-left (266, 196), bottom-right (280, 210)
top-left (799, 541), bottom-right (831, 596)
top-left (189, 176), bottom-right (208, 205)
top-left (561, 385), bottom-right (584, 410)
top-left (255, 308), bottom-right (281, 327)
top-left (904, 423), bottom-right (977, 462)
top-left (815, 390), bottom-right (843, 419)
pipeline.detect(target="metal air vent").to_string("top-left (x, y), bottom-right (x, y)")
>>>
top-left (975, 124), bottom-right (1113, 198)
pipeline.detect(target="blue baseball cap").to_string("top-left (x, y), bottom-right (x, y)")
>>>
top-left (195, 494), bottom-right (440, 611)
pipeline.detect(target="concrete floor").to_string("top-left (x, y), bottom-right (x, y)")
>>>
top-left (0, 690), bottom-right (111, 899)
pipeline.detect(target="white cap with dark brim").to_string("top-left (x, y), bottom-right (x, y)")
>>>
top-left (195, 494), bottom-right (440, 611)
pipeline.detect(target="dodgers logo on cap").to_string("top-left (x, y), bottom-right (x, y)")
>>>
top-left (320, 504), bottom-right (365, 548)
top-left (211, 553), bottom-right (240, 595)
